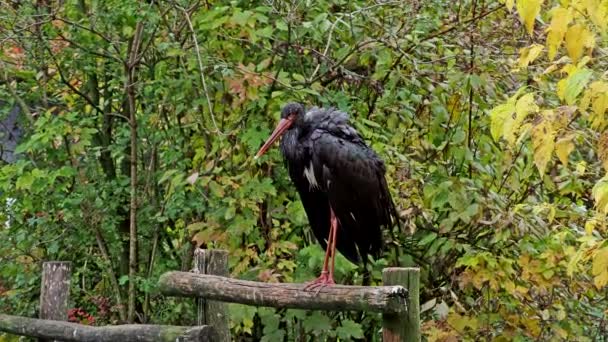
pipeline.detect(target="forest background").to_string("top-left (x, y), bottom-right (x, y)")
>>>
top-left (1, 0), bottom-right (608, 340)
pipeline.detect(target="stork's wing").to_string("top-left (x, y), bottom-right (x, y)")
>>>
top-left (310, 130), bottom-right (399, 262)
top-left (288, 166), bottom-right (361, 262)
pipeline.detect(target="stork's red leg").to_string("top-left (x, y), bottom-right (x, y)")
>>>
top-left (304, 208), bottom-right (338, 292)
top-left (328, 209), bottom-right (338, 281)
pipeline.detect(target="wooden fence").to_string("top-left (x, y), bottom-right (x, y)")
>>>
top-left (0, 249), bottom-right (421, 342)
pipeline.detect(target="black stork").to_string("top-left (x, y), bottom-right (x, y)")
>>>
top-left (255, 103), bottom-right (399, 289)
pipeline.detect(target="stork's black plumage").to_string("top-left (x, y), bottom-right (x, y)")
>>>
top-left (255, 102), bottom-right (399, 286)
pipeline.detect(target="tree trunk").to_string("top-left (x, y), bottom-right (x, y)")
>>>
top-left (125, 21), bottom-right (145, 323)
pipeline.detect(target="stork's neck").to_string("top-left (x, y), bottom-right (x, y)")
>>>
top-left (279, 126), bottom-right (304, 162)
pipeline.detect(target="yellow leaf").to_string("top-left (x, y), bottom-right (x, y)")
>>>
top-left (581, 81), bottom-right (608, 128)
top-left (516, 93), bottom-right (539, 116)
top-left (565, 24), bottom-right (594, 63)
top-left (506, 0), bottom-right (515, 10)
top-left (489, 89), bottom-right (530, 144)
top-left (545, 7), bottom-right (572, 60)
top-left (592, 94), bottom-right (608, 130)
top-left (518, 44), bottom-right (544, 67)
top-left (564, 24), bottom-right (584, 62)
top-left (559, 63), bottom-right (577, 75)
top-left (517, 0), bottom-right (544, 35)
top-left (584, 0), bottom-right (608, 32)
top-left (575, 160), bottom-right (586, 175)
top-left (447, 312), bottom-right (479, 333)
top-left (447, 94), bottom-right (462, 122)
top-left (567, 247), bottom-right (583, 276)
top-left (490, 104), bottom-right (512, 141)
top-left (593, 247), bottom-right (608, 288)
top-left (581, 81), bottom-right (608, 112)
top-left (553, 105), bottom-right (576, 129)
top-left (555, 134), bottom-right (575, 165)
top-left (555, 326), bottom-right (569, 339)
top-left (598, 132), bottom-right (608, 172)
top-left (592, 176), bottom-right (608, 214)
top-left (490, 102), bottom-right (516, 142)
top-left (585, 216), bottom-right (600, 235)
top-left (555, 308), bottom-right (566, 321)
top-left (503, 93), bottom-right (538, 146)
top-left (522, 318), bottom-right (542, 336)
top-left (531, 111), bottom-right (556, 175)
top-left (0, 334), bottom-right (22, 342)
top-left (543, 64), bottom-right (558, 74)
top-left (577, 55), bottom-right (592, 68)
top-left (590, 81), bottom-right (608, 94)
top-left (516, 122), bottom-right (533, 146)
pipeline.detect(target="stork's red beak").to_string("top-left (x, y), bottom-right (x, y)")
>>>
top-left (254, 116), bottom-right (295, 159)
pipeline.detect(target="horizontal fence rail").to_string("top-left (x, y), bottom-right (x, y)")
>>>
top-left (159, 272), bottom-right (408, 314)
top-left (0, 314), bottom-right (217, 342)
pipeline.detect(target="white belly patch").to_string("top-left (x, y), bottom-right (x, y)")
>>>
top-left (303, 162), bottom-right (318, 189)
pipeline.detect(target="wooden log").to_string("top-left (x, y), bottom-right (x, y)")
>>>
top-left (382, 267), bottom-right (420, 342)
top-left (40, 261), bottom-right (71, 322)
top-left (0, 314), bottom-right (217, 342)
top-left (192, 249), bottom-right (230, 342)
top-left (159, 272), bottom-right (407, 314)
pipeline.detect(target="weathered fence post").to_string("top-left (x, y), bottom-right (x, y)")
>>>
top-left (39, 261), bottom-right (71, 342)
top-left (382, 267), bottom-right (420, 342)
top-left (193, 249), bottom-right (230, 342)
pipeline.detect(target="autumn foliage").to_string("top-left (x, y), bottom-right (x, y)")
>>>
top-left (0, 0), bottom-right (608, 340)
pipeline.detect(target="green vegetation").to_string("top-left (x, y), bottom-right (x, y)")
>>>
top-left (1, 0), bottom-right (607, 340)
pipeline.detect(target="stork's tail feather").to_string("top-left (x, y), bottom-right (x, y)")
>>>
top-left (380, 174), bottom-right (401, 230)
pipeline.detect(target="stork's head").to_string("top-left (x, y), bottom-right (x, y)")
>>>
top-left (280, 102), bottom-right (305, 120)
top-left (255, 102), bottom-right (304, 159)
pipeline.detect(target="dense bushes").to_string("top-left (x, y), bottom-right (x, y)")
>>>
top-left (1, 0), bottom-right (607, 339)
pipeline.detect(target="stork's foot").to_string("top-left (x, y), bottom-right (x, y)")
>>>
top-left (304, 271), bottom-right (335, 294)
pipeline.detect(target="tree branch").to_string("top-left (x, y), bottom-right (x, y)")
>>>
top-left (1, 70), bottom-right (34, 124)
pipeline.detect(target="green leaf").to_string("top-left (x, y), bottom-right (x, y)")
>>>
top-left (241, 126), bottom-right (270, 154)
top-left (261, 330), bottom-right (285, 342)
top-left (336, 319), bottom-right (364, 339)
top-left (303, 312), bottom-right (332, 333)
top-left (231, 10), bottom-right (252, 26)
top-left (122, 25), bottom-right (134, 37)
top-left (419, 232), bottom-right (437, 246)
top-left (15, 172), bottom-right (35, 190)
top-left (292, 73), bottom-right (305, 82)
top-left (361, 118), bottom-right (382, 128)
top-left (275, 20), bottom-right (288, 31)
top-left (560, 68), bottom-right (593, 105)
